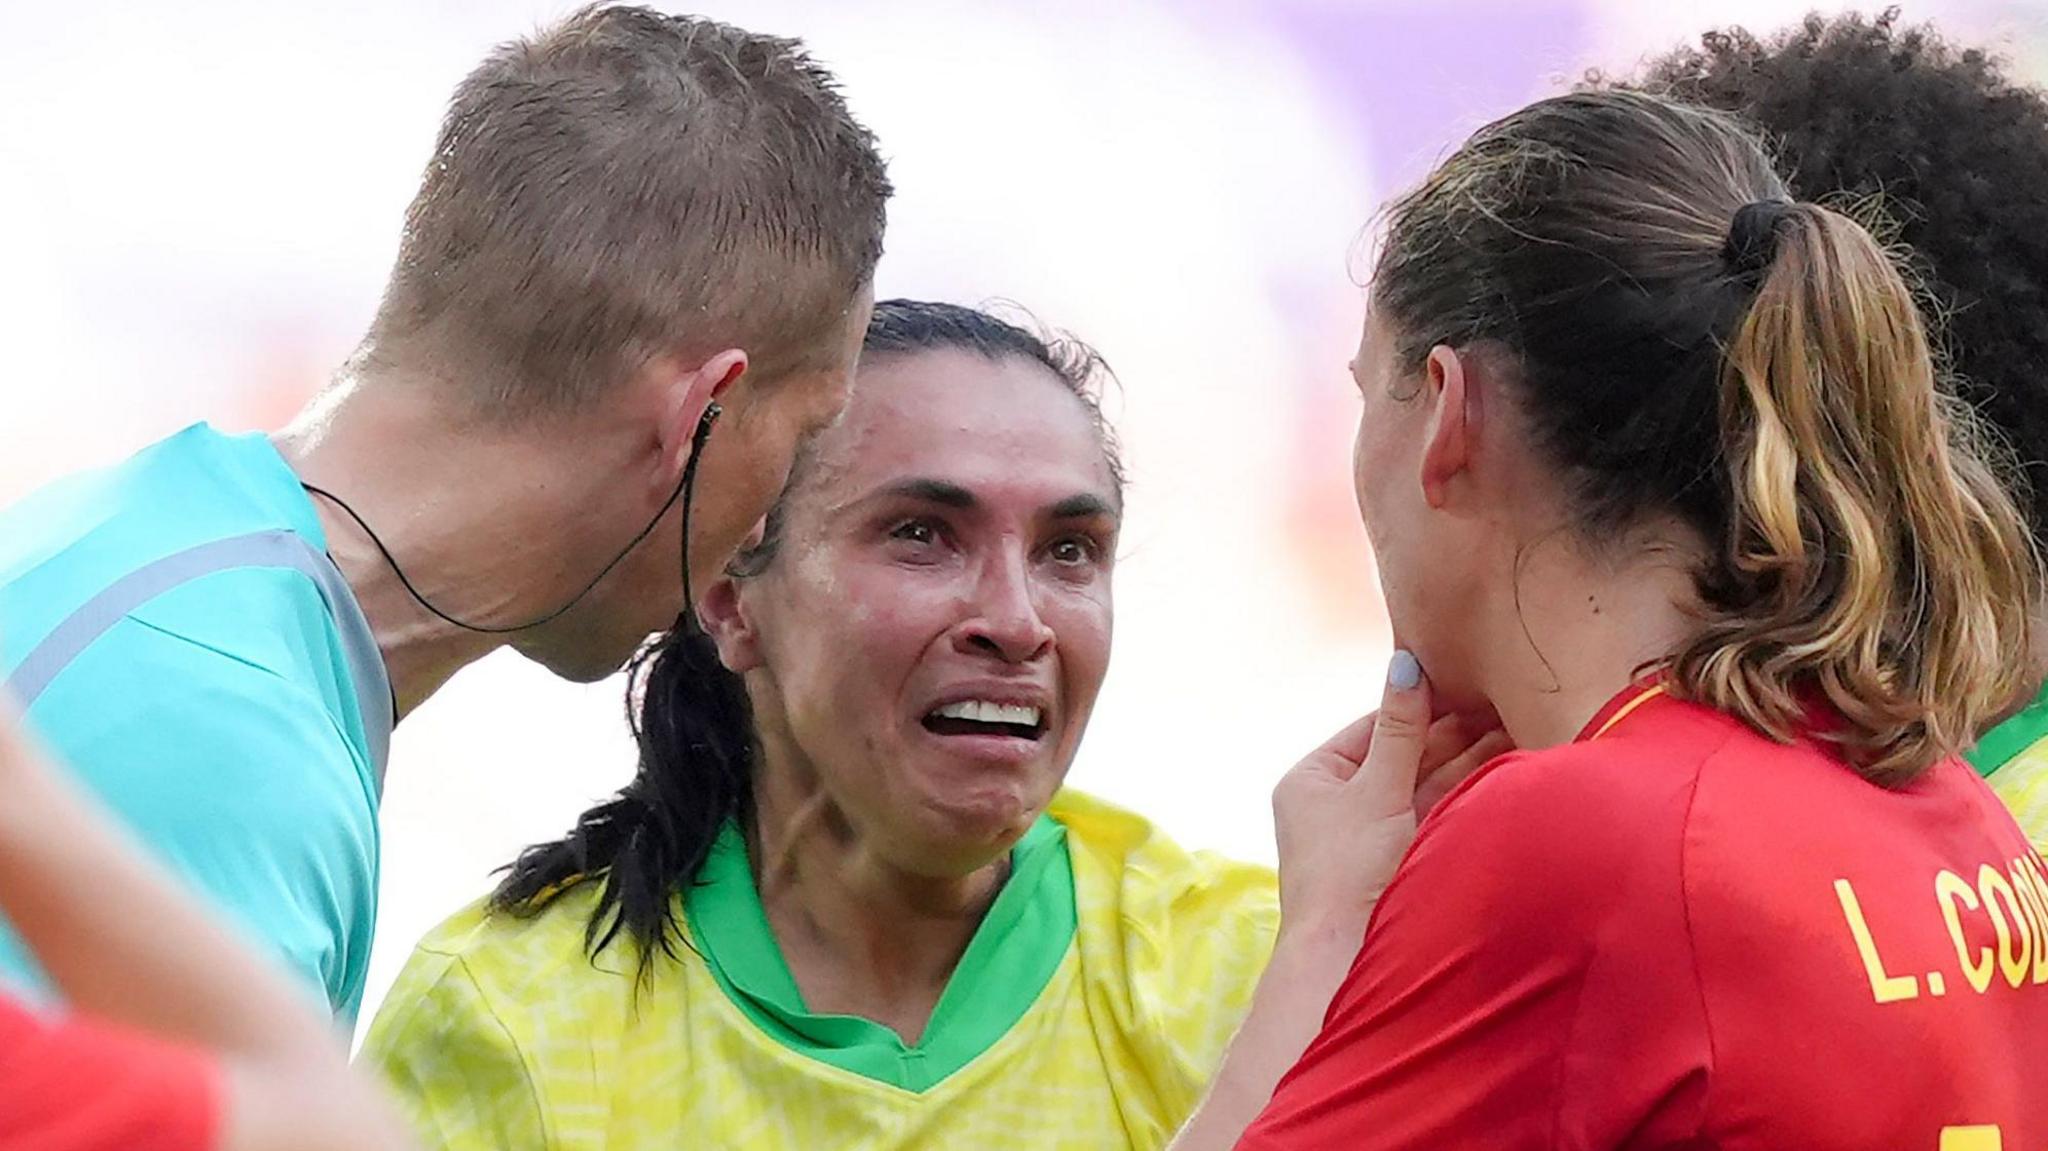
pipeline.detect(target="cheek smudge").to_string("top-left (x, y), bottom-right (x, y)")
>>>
top-left (793, 551), bottom-right (840, 596)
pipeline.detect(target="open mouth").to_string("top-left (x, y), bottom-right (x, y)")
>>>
top-left (921, 700), bottom-right (1049, 741)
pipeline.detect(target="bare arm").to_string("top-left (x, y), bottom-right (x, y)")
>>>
top-left (1170, 919), bottom-right (1362, 1151)
top-left (0, 700), bottom-right (413, 1151)
top-left (1171, 655), bottom-right (1509, 1150)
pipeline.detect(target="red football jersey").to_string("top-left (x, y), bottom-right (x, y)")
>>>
top-left (0, 993), bottom-right (220, 1151)
top-left (1241, 684), bottom-right (2048, 1150)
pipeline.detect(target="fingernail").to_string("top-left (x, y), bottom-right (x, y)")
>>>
top-left (1388, 649), bottom-right (1421, 691)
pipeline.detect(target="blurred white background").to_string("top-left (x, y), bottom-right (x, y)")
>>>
top-left (0, 0), bottom-right (2035, 1036)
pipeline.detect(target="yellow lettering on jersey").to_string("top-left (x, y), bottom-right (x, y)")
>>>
top-left (1978, 865), bottom-right (2029, 990)
top-left (1938, 870), bottom-right (1995, 995)
top-left (1834, 879), bottom-right (1917, 1003)
top-left (1939, 1125), bottom-right (2002, 1150)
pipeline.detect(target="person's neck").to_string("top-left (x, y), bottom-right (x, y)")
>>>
top-left (747, 761), bottom-right (1011, 1045)
top-left (1474, 521), bottom-right (1704, 752)
top-left (272, 371), bottom-right (622, 718)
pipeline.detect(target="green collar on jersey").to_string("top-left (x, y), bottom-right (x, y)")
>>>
top-left (1970, 679), bottom-right (2048, 779)
top-left (682, 813), bottom-right (1078, 1093)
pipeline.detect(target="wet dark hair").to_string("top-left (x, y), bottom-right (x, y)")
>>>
top-left (1619, 9), bottom-right (2048, 554)
top-left (1374, 88), bottom-right (2035, 781)
top-left (492, 299), bottom-right (1122, 969)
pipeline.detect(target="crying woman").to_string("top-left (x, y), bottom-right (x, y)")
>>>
top-left (361, 300), bottom-right (1281, 1151)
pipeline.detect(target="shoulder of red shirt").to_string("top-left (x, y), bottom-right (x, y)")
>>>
top-left (1381, 691), bottom-right (1743, 927)
top-left (1426, 688), bottom-right (1735, 824)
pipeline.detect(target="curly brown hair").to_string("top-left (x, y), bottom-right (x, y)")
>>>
top-left (1617, 10), bottom-right (2048, 554)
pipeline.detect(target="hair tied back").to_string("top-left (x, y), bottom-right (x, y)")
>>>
top-left (1723, 198), bottom-right (1797, 284)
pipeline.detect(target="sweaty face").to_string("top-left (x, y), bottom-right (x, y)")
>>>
top-left (736, 348), bottom-right (1119, 876)
top-left (684, 289), bottom-right (878, 618)
top-left (517, 289), bottom-right (876, 683)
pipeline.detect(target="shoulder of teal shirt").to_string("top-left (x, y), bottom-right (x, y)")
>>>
top-left (1968, 678), bottom-right (2048, 778)
top-left (0, 424), bottom-right (334, 656)
top-left (0, 422), bottom-right (384, 1023)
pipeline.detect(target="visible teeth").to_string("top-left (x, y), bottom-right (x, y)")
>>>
top-left (933, 700), bottom-right (1042, 727)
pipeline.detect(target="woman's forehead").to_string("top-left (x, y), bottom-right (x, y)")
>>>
top-left (806, 349), bottom-right (1116, 506)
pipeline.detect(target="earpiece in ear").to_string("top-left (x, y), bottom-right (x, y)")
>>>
top-left (675, 399), bottom-right (724, 635)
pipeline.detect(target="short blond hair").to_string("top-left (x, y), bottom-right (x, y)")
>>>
top-left (364, 4), bottom-right (892, 418)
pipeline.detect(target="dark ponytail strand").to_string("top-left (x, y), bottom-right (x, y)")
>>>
top-left (491, 624), bottom-right (756, 970)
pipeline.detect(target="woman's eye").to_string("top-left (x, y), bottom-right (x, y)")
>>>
top-left (1048, 537), bottom-right (1095, 565)
top-left (889, 520), bottom-right (938, 546)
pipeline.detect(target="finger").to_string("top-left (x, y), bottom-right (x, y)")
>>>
top-left (1414, 730), bottom-right (1513, 820)
top-left (1467, 729), bottom-right (1514, 765)
top-left (1440, 702), bottom-right (1503, 732)
top-left (1420, 727), bottom-right (1512, 794)
top-left (1452, 726), bottom-right (1513, 772)
top-left (1419, 715), bottom-right (1508, 777)
top-left (1420, 712), bottom-right (1471, 772)
top-left (1351, 649), bottom-right (1432, 802)
top-left (1309, 711), bottom-right (1380, 776)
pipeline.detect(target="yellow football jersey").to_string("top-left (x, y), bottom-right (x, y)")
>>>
top-left (362, 790), bottom-right (1279, 1150)
top-left (1990, 745), bottom-right (2048, 855)
top-left (1972, 682), bottom-right (2048, 855)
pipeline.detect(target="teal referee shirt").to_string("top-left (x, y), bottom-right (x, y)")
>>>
top-left (0, 423), bottom-right (390, 1023)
